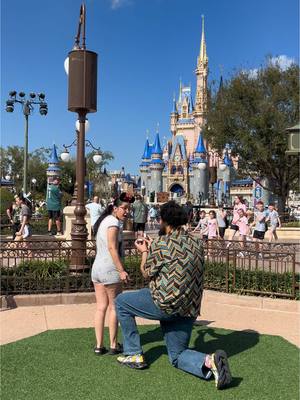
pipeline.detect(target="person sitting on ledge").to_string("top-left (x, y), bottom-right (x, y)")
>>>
top-left (115, 201), bottom-right (232, 390)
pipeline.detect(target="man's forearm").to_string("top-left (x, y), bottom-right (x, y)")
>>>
top-left (140, 251), bottom-right (148, 276)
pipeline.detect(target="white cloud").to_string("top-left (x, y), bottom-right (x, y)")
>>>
top-left (246, 55), bottom-right (295, 79)
top-left (110, 0), bottom-right (131, 9)
top-left (269, 55), bottom-right (295, 70)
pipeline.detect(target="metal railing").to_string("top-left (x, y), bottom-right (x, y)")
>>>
top-left (0, 238), bottom-right (299, 299)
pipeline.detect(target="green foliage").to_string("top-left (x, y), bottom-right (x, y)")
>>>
top-left (204, 59), bottom-right (300, 211)
top-left (1, 256), bottom-right (297, 298)
top-left (0, 188), bottom-right (14, 215)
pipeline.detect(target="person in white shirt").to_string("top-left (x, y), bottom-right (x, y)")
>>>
top-left (91, 193), bottom-right (135, 356)
top-left (86, 196), bottom-right (104, 236)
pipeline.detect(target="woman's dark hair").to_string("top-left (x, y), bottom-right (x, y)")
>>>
top-left (93, 193), bottom-right (135, 237)
top-left (209, 210), bottom-right (216, 218)
top-left (160, 201), bottom-right (188, 229)
top-left (235, 195), bottom-right (244, 204)
top-left (17, 193), bottom-right (32, 211)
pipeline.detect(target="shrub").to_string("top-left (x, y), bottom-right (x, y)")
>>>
top-left (0, 188), bottom-right (14, 215)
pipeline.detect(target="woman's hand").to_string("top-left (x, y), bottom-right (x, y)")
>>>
top-left (119, 270), bottom-right (130, 283)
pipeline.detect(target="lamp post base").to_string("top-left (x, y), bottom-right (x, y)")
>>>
top-left (70, 206), bottom-right (88, 269)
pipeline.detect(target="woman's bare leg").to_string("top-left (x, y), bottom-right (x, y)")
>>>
top-left (105, 283), bottom-right (123, 349)
top-left (94, 283), bottom-right (109, 348)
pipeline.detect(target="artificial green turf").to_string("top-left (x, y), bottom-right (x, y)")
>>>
top-left (1, 325), bottom-right (299, 400)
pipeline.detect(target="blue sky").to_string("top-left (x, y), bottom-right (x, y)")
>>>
top-left (1, 0), bottom-right (299, 174)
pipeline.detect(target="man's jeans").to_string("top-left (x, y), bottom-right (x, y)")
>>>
top-left (115, 288), bottom-right (211, 379)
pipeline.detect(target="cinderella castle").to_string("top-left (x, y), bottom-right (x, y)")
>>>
top-left (139, 16), bottom-right (234, 204)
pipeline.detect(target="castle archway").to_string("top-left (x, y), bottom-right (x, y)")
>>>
top-left (169, 183), bottom-right (185, 198)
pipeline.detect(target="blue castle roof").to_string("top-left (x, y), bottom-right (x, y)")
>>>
top-left (152, 133), bottom-right (163, 155)
top-left (195, 133), bottom-right (206, 153)
top-left (142, 139), bottom-right (150, 159)
top-left (48, 144), bottom-right (59, 164)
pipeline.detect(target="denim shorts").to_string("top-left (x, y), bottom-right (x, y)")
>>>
top-left (91, 267), bottom-right (121, 285)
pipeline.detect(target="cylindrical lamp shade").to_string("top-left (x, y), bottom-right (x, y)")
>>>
top-left (68, 50), bottom-right (98, 113)
top-left (209, 166), bottom-right (217, 184)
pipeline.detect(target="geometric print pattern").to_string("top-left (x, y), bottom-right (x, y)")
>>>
top-left (144, 229), bottom-right (204, 318)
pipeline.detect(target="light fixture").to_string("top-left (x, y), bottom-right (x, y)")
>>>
top-left (5, 174), bottom-right (11, 180)
top-left (39, 102), bottom-right (48, 116)
top-left (61, 150), bottom-right (71, 162)
top-left (38, 93), bottom-right (45, 100)
top-left (75, 119), bottom-right (90, 132)
top-left (6, 100), bottom-right (14, 113)
top-left (31, 178), bottom-right (37, 184)
top-left (29, 92), bottom-right (36, 99)
top-left (93, 153), bottom-right (102, 164)
top-left (9, 90), bottom-right (17, 97)
top-left (219, 163), bottom-right (227, 171)
top-left (198, 162), bottom-right (207, 170)
top-left (64, 57), bottom-right (69, 75)
top-left (18, 92), bottom-right (25, 98)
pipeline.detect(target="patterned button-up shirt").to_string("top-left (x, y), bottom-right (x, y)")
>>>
top-left (144, 229), bottom-right (204, 318)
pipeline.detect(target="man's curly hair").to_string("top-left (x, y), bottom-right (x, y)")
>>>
top-left (160, 201), bottom-right (188, 228)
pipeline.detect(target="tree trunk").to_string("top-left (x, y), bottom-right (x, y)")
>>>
top-left (277, 195), bottom-right (286, 214)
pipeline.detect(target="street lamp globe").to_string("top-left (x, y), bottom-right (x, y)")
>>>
top-left (141, 185), bottom-right (146, 190)
top-left (108, 181), bottom-right (112, 186)
top-left (93, 153), bottom-right (102, 164)
top-left (219, 163), bottom-right (227, 171)
top-left (64, 57), bottom-right (69, 75)
top-left (198, 162), bottom-right (207, 170)
top-left (5, 174), bottom-right (11, 181)
top-left (75, 119), bottom-right (90, 133)
top-left (31, 178), bottom-right (37, 185)
top-left (61, 150), bottom-right (71, 162)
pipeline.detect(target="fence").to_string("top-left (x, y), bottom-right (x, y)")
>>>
top-left (0, 238), bottom-right (299, 299)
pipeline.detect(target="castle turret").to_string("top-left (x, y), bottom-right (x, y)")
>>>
top-left (46, 144), bottom-right (61, 184)
top-left (140, 138), bottom-right (151, 196)
top-left (192, 133), bottom-right (209, 202)
top-left (170, 95), bottom-right (178, 135)
top-left (150, 133), bottom-right (164, 194)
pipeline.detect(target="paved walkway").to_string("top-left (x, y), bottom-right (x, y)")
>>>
top-left (1, 290), bottom-right (299, 347)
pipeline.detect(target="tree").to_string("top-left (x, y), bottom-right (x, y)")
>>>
top-left (86, 150), bottom-right (114, 199)
top-left (204, 59), bottom-right (299, 212)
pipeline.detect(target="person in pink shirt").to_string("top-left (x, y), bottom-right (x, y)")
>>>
top-left (228, 196), bottom-right (247, 241)
top-left (236, 209), bottom-right (249, 242)
top-left (208, 210), bottom-right (219, 239)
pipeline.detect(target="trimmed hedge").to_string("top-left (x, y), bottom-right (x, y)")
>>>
top-left (1, 256), bottom-right (298, 299)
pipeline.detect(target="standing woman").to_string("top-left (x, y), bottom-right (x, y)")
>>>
top-left (91, 193), bottom-right (134, 355)
top-left (228, 196), bottom-right (247, 242)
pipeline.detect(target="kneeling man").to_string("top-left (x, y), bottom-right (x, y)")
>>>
top-left (116, 201), bottom-right (232, 390)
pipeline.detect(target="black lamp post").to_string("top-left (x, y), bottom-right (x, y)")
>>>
top-left (5, 91), bottom-right (47, 194)
top-left (67, 3), bottom-right (98, 267)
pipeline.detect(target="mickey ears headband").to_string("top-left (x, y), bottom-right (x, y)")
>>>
top-left (119, 192), bottom-right (135, 204)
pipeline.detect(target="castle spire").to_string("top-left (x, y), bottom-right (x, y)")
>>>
top-left (195, 132), bottom-right (206, 154)
top-left (198, 15), bottom-right (208, 65)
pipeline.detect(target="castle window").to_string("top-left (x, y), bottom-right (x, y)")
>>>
top-left (177, 166), bottom-right (183, 174)
top-left (171, 166), bottom-right (177, 174)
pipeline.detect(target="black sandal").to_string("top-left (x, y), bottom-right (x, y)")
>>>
top-left (94, 346), bottom-right (107, 355)
top-left (108, 343), bottom-right (123, 355)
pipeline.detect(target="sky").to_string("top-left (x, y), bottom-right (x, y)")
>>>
top-left (1, 0), bottom-right (299, 174)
